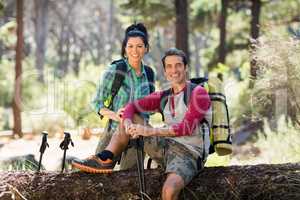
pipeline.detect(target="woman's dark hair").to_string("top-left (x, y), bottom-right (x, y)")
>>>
top-left (121, 23), bottom-right (149, 58)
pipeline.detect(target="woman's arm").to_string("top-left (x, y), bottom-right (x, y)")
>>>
top-left (92, 66), bottom-right (121, 121)
top-left (99, 107), bottom-right (122, 122)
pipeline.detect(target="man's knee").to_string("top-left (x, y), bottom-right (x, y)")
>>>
top-left (162, 173), bottom-right (184, 200)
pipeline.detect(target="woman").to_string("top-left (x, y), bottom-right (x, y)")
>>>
top-left (92, 23), bottom-right (155, 170)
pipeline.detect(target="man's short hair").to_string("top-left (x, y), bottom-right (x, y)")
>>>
top-left (161, 48), bottom-right (187, 69)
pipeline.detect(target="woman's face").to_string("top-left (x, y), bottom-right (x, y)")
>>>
top-left (125, 37), bottom-right (147, 65)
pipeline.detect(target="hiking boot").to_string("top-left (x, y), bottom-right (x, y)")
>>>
top-left (72, 155), bottom-right (113, 173)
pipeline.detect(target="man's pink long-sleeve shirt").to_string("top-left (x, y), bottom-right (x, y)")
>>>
top-left (122, 85), bottom-right (211, 136)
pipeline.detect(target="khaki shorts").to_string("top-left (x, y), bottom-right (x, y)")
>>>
top-left (144, 137), bottom-right (204, 186)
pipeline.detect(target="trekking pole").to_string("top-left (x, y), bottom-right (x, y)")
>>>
top-left (135, 136), bottom-right (146, 199)
top-left (59, 132), bottom-right (74, 173)
top-left (37, 131), bottom-right (49, 172)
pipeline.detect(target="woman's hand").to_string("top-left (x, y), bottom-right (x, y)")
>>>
top-left (99, 107), bottom-right (124, 122)
top-left (115, 107), bottom-right (125, 122)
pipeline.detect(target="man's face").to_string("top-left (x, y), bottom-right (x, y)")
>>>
top-left (164, 55), bottom-right (187, 85)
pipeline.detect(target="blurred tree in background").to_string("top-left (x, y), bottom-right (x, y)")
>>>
top-left (0, 0), bottom-right (299, 140)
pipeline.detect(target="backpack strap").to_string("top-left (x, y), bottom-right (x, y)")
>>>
top-left (160, 82), bottom-right (198, 121)
top-left (183, 82), bottom-right (198, 105)
top-left (160, 88), bottom-right (172, 121)
top-left (98, 59), bottom-right (127, 126)
top-left (144, 65), bottom-right (155, 93)
top-left (103, 60), bottom-right (155, 110)
top-left (190, 77), bottom-right (208, 85)
top-left (103, 59), bottom-right (127, 110)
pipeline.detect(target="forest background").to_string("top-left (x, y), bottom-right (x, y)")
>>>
top-left (0, 0), bottom-right (300, 170)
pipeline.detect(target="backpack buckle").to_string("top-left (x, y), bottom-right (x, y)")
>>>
top-left (104, 95), bottom-right (113, 108)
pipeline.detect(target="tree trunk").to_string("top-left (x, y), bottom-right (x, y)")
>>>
top-left (175, 0), bottom-right (189, 64)
top-left (12, 0), bottom-right (23, 138)
top-left (34, 0), bottom-right (49, 83)
top-left (1, 163), bottom-right (300, 200)
top-left (218, 0), bottom-right (228, 64)
top-left (249, 0), bottom-right (261, 88)
top-left (56, 1), bottom-right (76, 78)
top-left (250, 0), bottom-right (261, 40)
top-left (106, 0), bottom-right (114, 61)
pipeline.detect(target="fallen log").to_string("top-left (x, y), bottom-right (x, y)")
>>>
top-left (0, 163), bottom-right (300, 200)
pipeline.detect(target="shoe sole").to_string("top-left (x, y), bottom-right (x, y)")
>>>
top-left (72, 162), bottom-right (113, 174)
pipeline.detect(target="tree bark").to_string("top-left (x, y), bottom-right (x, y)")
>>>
top-left (175, 0), bottom-right (189, 63)
top-left (218, 0), bottom-right (228, 64)
top-left (250, 0), bottom-right (261, 40)
top-left (249, 0), bottom-right (261, 88)
top-left (1, 163), bottom-right (300, 200)
top-left (34, 0), bottom-right (49, 83)
top-left (12, 0), bottom-right (23, 138)
top-left (106, 0), bottom-right (114, 61)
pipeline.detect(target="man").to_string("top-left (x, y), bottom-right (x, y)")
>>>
top-left (73, 48), bottom-right (211, 200)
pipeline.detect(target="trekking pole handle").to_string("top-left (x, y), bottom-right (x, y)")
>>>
top-left (40, 131), bottom-right (49, 154)
top-left (59, 132), bottom-right (74, 150)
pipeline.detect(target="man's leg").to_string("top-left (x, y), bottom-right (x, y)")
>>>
top-left (162, 140), bottom-right (202, 200)
top-left (144, 138), bottom-right (186, 200)
top-left (162, 173), bottom-right (185, 200)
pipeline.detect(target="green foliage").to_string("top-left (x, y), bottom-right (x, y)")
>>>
top-left (228, 78), bottom-right (257, 127)
top-left (252, 33), bottom-right (300, 124)
top-left (21, 59), bottom-right (47, 112)
top-left (254, 117), bottom-right (300, 163)
top-left (118, 0), bottom-right (173, 27)
top-left (61, 64), bottom-right (105, 128)
top-left (0, 0), bottom-right (3, 17)
top-left (0, 21), bottom-right (17, 47)
top-left (261, 0), bottom-right (300, 27)
top-left (0, 59), bottom-right (14, 107)
top-left (0, 154), bottom-right (40, 171)
top-left (233, 117), bottom-right (300, 165)
top-left (191, 0), bottom-right (219, 31)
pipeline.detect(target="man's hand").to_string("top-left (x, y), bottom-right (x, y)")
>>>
top-left (127, 124), bottom-right (153, 139)
top-left (123, 119), bottom-right (132, 133)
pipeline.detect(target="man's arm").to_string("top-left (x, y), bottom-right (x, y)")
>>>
top-left (171, 86), bottom-right (211, 136)
top-left (122, 91), bottom-right (163, 122)
top-left (126, 124), bottom-right (176, 138)
top-left (127, 86), bottom-right (211, 138)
